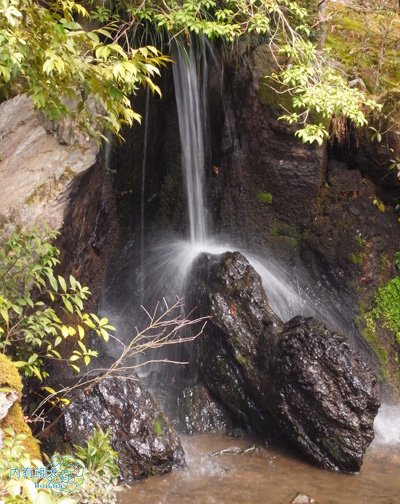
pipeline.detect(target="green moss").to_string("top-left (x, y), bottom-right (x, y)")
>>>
top-left (271, 221), bottom-right (302, 247)
top-left (358, 276), bottom-right (400, 382)
top-left (348, 252), bottom-right (364, 266)
top-left (326, 5), bottom-right (400, 95)
top-left (153, 414), bottom-right (166, 437)
top-left (348, 234), bottom-right (365, 265)
top-left (0, 354), bottom-right (41, 459)
top-left (373, 277), bottom-right (400, 339)
top-left (236, 352), bottom-right (251, 368)
top-left (256, 191), bottom-right (273, 204)
top-left (2, 403), bottom-right (41, 459)
top-left (0, 353), bottom-right (23, 392)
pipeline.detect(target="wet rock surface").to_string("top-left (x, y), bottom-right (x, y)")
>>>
top-left (63, 376), bottom-right (185, 483)
top-left (177, 383), bottom-right (233, 435)
top-left (192, 251), bottom-right (380, 472)
top-left (193, 250), bottom-right (281, 431)
top-left (269, 316), bottom-right (380, 472)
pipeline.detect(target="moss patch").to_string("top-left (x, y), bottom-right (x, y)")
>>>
top-left (271, 221), bottom-right (302, 247)
top-left (153, 414), bottom-right (166, 437)
top-left (256, 191), bottom-right (273, 204)
top-left (0, 354), bottom-right (41, 458)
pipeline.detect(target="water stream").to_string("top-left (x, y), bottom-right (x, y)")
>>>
top-left (120, 407), bottom-right (400, 503)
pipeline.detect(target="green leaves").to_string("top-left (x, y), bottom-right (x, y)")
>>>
top-left (74, 428), bottom-right (119, 479)
top-left (270, 40), bottom-right (381, 145)
top-left (0, 0), bottom-right (169, 139)
top-left (0, 228), bottom-right (115, 381)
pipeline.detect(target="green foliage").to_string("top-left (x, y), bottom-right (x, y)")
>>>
top-left (124, 0), bottom-right (309, 41)
top-left (0, 428), bottom-right (119, 503)
top-left (74, 428), bottom-right (119, 480)
top-left (256, 191), bottom-right (273, 204)
top-left (0, 0), bottom-right (169, 139)
top-left (273, 40), bottom-right (380, 145)
top-left (152, 415), bottom-right (165, 437)
top-left (74, 428), bottom-right (120, 504)
top-left (0, 228), bottom-right (115, 380)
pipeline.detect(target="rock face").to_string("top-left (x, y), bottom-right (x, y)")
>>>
top-left (0, 94), bottom-right (99, 235)
top-left (63, 376), bottom-right (185, 483)
top-left (192, 251), bottom-right (380, 472)
top-left (177, 383), bottom-right (233, 434)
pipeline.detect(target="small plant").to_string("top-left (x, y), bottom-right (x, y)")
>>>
top-left (74, 428), bottom-right (119, 480)
top-left (74, 428), bottom-right (120, 504)
top-left (0, 428), bottom-right (77, 504)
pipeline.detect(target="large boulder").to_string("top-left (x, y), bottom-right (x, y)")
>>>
top-left (62, 376), bottom-right (185, 483)
top-left (192, 250), bottom-right (380, 472)
top-left (193, 250), bottom-right (282, 431)
top-left (268, 316), bottom-right (380, 472)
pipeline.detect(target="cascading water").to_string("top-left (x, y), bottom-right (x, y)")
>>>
top-left (172, 43), bottom-right (208, 244)
top-left (159, 42), bottom-right (354, 331)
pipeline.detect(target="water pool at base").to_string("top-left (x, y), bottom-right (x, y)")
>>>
top-left (119, 432), bottom-right (400, 504)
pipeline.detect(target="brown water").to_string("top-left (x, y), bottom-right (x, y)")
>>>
top-left (120, 429), bottom-right (400, 504)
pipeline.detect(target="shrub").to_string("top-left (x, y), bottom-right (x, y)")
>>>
top-left (0, 228), bottom-right (115, 381)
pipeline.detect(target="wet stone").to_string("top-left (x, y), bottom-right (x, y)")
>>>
top-left (191, 250), bottom-right (380, 473)
top-left (62, 376), bottom-right (185, 483)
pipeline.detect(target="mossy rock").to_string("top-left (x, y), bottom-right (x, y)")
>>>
top-left (0, 353), bottom-right (41, 459)
top-left (0, 353), bottom-right (23, 393)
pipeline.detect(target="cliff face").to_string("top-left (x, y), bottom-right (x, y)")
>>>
top-left (0, 95), bottom-right (99, 236)
top-left (212, 44), bottom-right (400, 394)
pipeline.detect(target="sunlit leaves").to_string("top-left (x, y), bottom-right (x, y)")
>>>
top-left (0, 0), bottom-right (169, 139)
top-left (270, 40), bottom-right (381, 145)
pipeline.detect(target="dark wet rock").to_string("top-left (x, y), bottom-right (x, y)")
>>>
top-left (269, 316), bottom-right (380, 472)
top-left (193, 250), bottom-right (282, 431)
top-left (192, 250), bottom-right (380, 472)
top-left (177, 383), bottom-right (233, 434)
top-left (62, 376), bottom-right (185, 483)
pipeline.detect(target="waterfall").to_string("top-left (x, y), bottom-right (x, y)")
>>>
top-left (168, 41), bottom-right (353, 334)
top-left (172, 43), bottom-right (208, 243)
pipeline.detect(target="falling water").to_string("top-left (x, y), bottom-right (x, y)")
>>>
top-left (172, 43), bottom-right (208, 243)
top-left (162, 42), bottom-right (353, 335)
